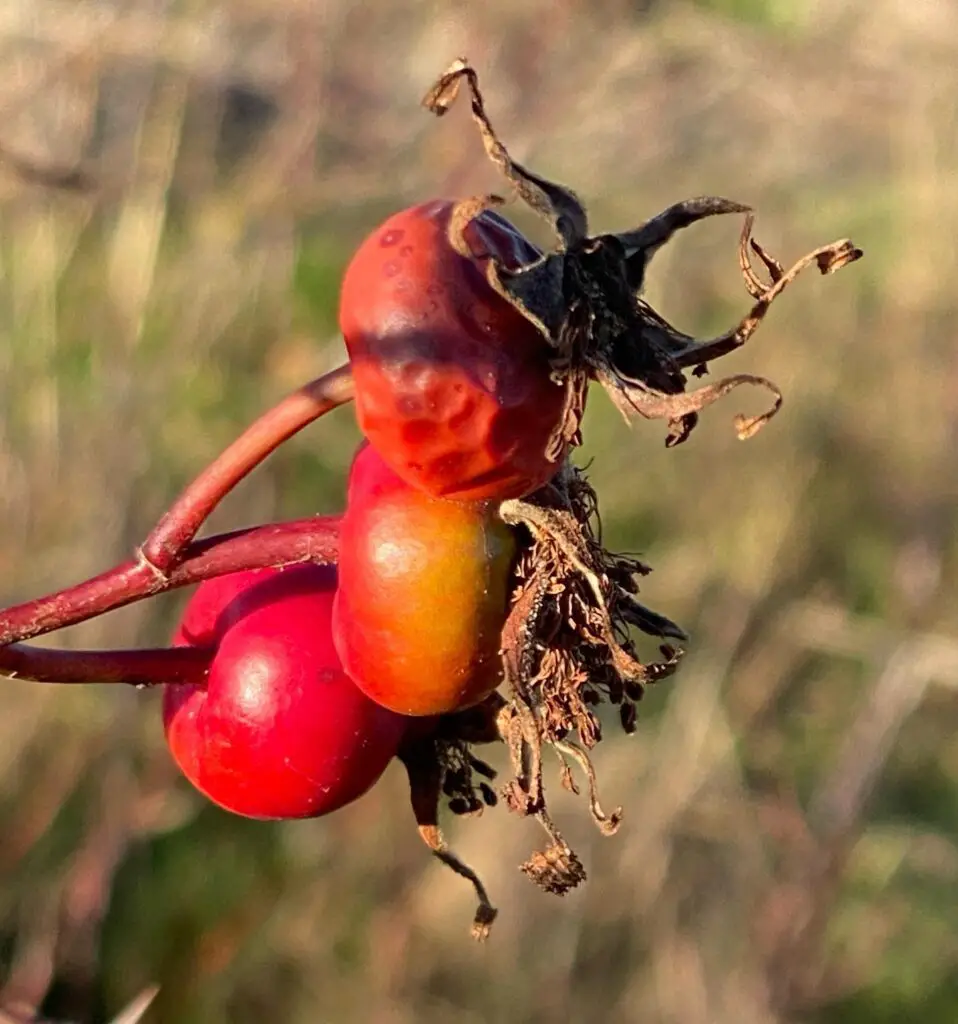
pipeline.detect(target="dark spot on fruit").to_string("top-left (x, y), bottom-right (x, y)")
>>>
top-left (380, 229), bottom-right (404, 247)
top-left (487, 409), bottom-right (525, 459)
top-left (402, 420), bottom-right (439, 445)
top-left (447, 400), bottom-right (479, 434)
top-left (400, 245), bottom-right (414, 257)
top-left (430, 451), bottom-right (471, 491)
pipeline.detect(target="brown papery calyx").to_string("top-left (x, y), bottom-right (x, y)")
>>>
top-left (400, 58), bottom-right (863, 939)
top-left (400, 464), bottom-right (686, 932)
top-left (424, 58), bottom-right (862, 458)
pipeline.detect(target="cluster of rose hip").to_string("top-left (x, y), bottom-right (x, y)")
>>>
top-left (0, 62), bottom-right (861, 937)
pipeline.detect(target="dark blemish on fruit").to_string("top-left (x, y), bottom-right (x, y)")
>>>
top-left (400, 245), bottom-right (414, 257)
top-left (380, 229), bottom-right (404, 247)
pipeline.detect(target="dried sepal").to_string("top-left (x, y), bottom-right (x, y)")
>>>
top-left (484, 463), bottom-right (687, 888)
top-left (661, 214), bottom-right (865, 372)
top-left (499, 470), bottom-right (682, 703)
top-left (400, 732), bottom-right (498, 940)
top-left (423, 58), bottom-right (588, 250)
top-left (596, 365), bottom-right (784, 446)
top-left (617, 195), bottom-right (752, 291)
top-left (423, 58), bottom-right (863, 454)
top-left (553, 739), bottom-right (623, 836)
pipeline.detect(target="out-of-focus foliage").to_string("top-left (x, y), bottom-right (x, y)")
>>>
top-left (1, 1), bottom-right (957, 1021)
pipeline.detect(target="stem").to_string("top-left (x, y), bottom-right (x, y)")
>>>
top-left (0, 643), bottom-right (213, 685)
top-left (140, 363), bottom-right (354, 575)
top-left (0, 516), bottom-right (340, 647)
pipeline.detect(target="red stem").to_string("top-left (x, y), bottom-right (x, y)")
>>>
top-left (0, 643), bottom-right (214, 685)
top-left (0, 516), bottom-right (340, 647)
top-left (140, 364), bottom-right (355, 575)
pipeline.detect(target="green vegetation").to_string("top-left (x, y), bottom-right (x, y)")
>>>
top-left (1, 1), bottom-right (956, 1021)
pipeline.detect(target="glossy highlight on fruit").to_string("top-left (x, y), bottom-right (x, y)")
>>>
top-left (163, 564), bottom-right (408, 820)
top-left (333, 442), bottom-right (517, 716)
top-left (340, 199), bottom-right (569, 501)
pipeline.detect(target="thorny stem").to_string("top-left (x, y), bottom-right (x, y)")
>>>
top-left (0, 517), bottom-right (340, 648)
top-left (140, 364), bottom-right (354, 576)
top-left (0, 643), bottom-right (213, 686)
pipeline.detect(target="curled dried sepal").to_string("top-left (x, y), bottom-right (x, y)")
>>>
top-left (661, 214), bottom-right (865, 373)
top-left (553, 739), bottom-right (622, 836)
top-left (424, 58), bottom-right (588, 250)
top-left (500, 468), bottom-right (687, 730)
top-left (489, 464), bottom-right (685, 889)
top-left (400, 733), bottom-right (498, 940)
top-left (597, 366), bottom-right (783, 447)
top-left (424, 59), bottom-right (863, 452)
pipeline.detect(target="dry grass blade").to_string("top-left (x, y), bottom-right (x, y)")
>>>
top-left (0, 143), bottom-right (95, 192)
top-left (109, 987), bottom-right (159, 1024)
top-left (0, 985), bottom-right (156, 1024)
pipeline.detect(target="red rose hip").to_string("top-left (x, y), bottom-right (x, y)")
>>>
top-left (163, 563), bottom-right (408, 820)
top-left (340, 200), bottom-right (569, 501)
top-left (333, 443), bottom-right (517, 716)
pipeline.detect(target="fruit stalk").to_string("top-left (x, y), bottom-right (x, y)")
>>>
top-left (0, 641), bottom-right (212, 685)
top-left (0, 516), bottom-right (340, 647)
top-left (140, 364), bottom-right (354, 575)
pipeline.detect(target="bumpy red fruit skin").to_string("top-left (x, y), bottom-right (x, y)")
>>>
top-left (340, 200), bottom-right (569, 501)
top-left (163, 564), bottom-right (408, 820)
top-left (333, 443), bottom-right (516, 716)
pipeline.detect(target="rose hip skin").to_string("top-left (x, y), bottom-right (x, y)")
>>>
top-left (163, 564), bottom-right (408, 820)
top-left (340, 200), bottom-right (569, 501)
top-left (333, 443), bottom-right (516, 716)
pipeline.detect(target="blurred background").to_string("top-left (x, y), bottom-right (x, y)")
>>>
top-left (0, 0), bottom-right (956, 1021)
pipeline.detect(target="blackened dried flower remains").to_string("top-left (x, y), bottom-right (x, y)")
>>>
top-left (400, 60), bottom-right (862, 938)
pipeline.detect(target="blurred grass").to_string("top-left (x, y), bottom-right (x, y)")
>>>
top-left (1, 0), bottom-right (958, 1021)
